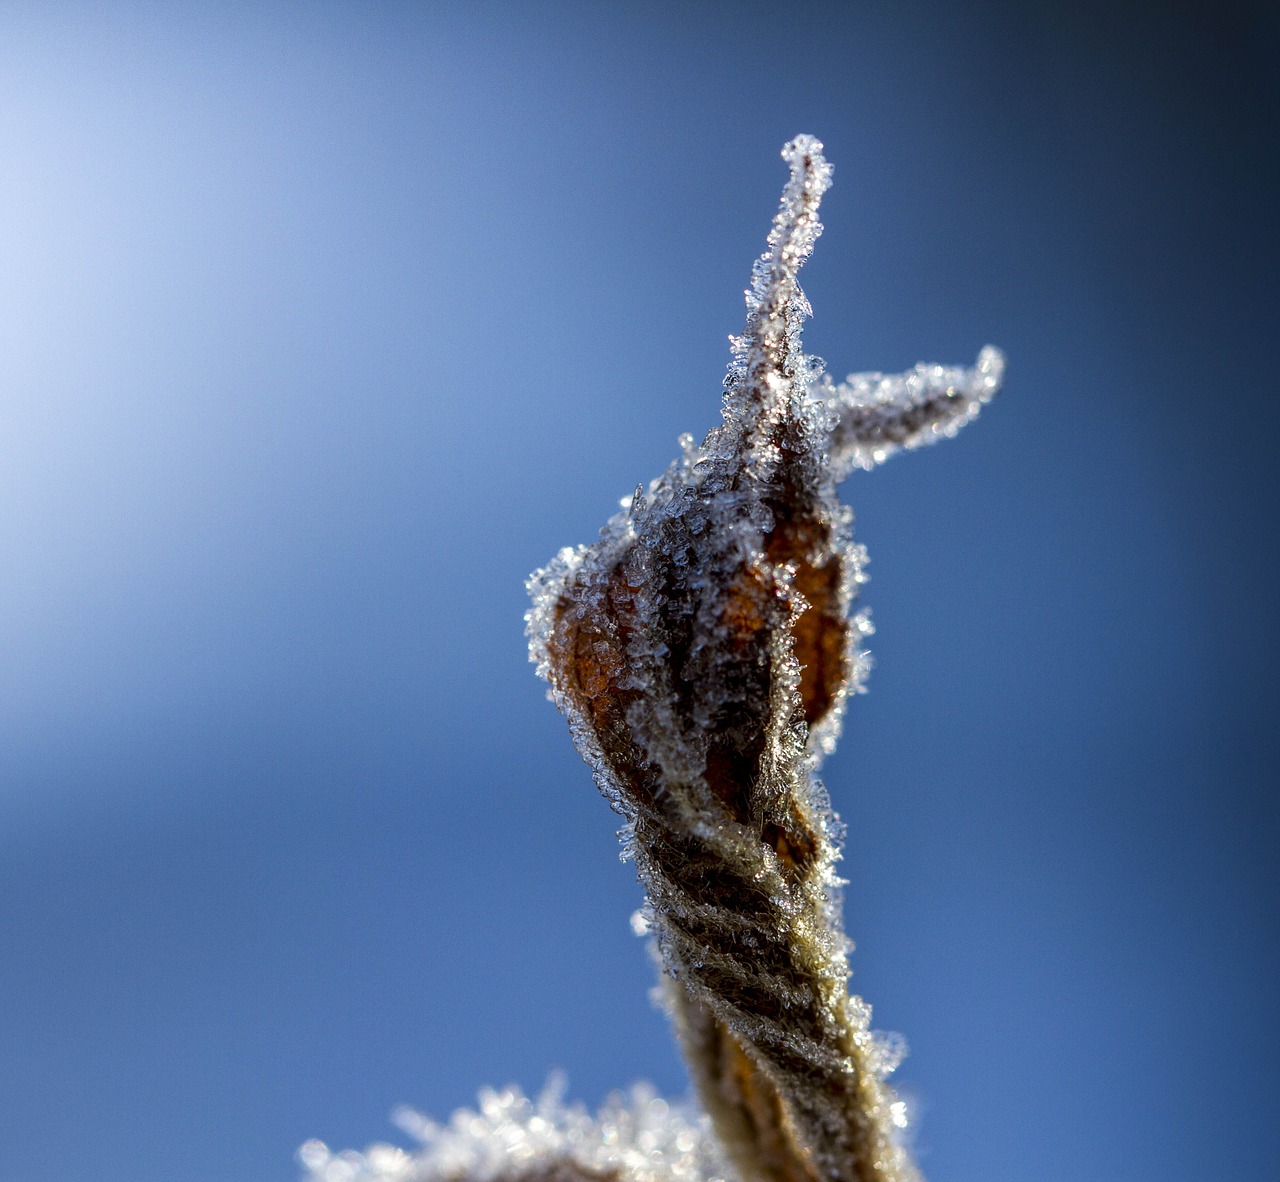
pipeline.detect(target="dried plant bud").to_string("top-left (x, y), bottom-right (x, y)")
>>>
top-left (528, 137), bottom-right (1002, 1182)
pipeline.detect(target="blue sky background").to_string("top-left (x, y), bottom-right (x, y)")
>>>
top-left (1, 4), bottom-right (1276, 1180)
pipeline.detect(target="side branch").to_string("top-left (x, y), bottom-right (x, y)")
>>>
top-left (818, 347), bottom-right (1005, 478)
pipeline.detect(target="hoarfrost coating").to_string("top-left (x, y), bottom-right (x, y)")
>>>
top-left (525, 136), bottom-right (1002, 1182)
top-left (300, 1081), bottom-right (729, 1182)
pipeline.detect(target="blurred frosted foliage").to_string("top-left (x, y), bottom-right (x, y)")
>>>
top-left (299, 1079), bottom-right (728, 1182)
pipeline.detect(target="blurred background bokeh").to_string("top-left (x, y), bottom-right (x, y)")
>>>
top-left (1, 4), bottom-right (1276, 1180)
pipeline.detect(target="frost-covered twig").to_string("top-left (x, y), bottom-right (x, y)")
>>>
top-left (525, 138), bottom-right (1000, 1182)
top-left (304, 136), bottom-right (1001, 1182)
top-left (818, 348), bottom-right (1005, 478)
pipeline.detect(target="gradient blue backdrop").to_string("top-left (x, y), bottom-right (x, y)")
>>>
top-left (1, 4), bottom-right (1276, 1180)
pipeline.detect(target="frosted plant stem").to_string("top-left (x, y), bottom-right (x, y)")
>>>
top-left (817, 347), bottom-right (1006, 478)
top-left (303, 134), bottom-right (1003, 1182)
top-left (528, 137), bottom-right (1001, 1182)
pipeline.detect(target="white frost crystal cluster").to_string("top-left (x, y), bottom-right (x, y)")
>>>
top-left (307, 136), bottom-right (1001, 1182)
top-left (300, 1080), bottom-right (727, 1182)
